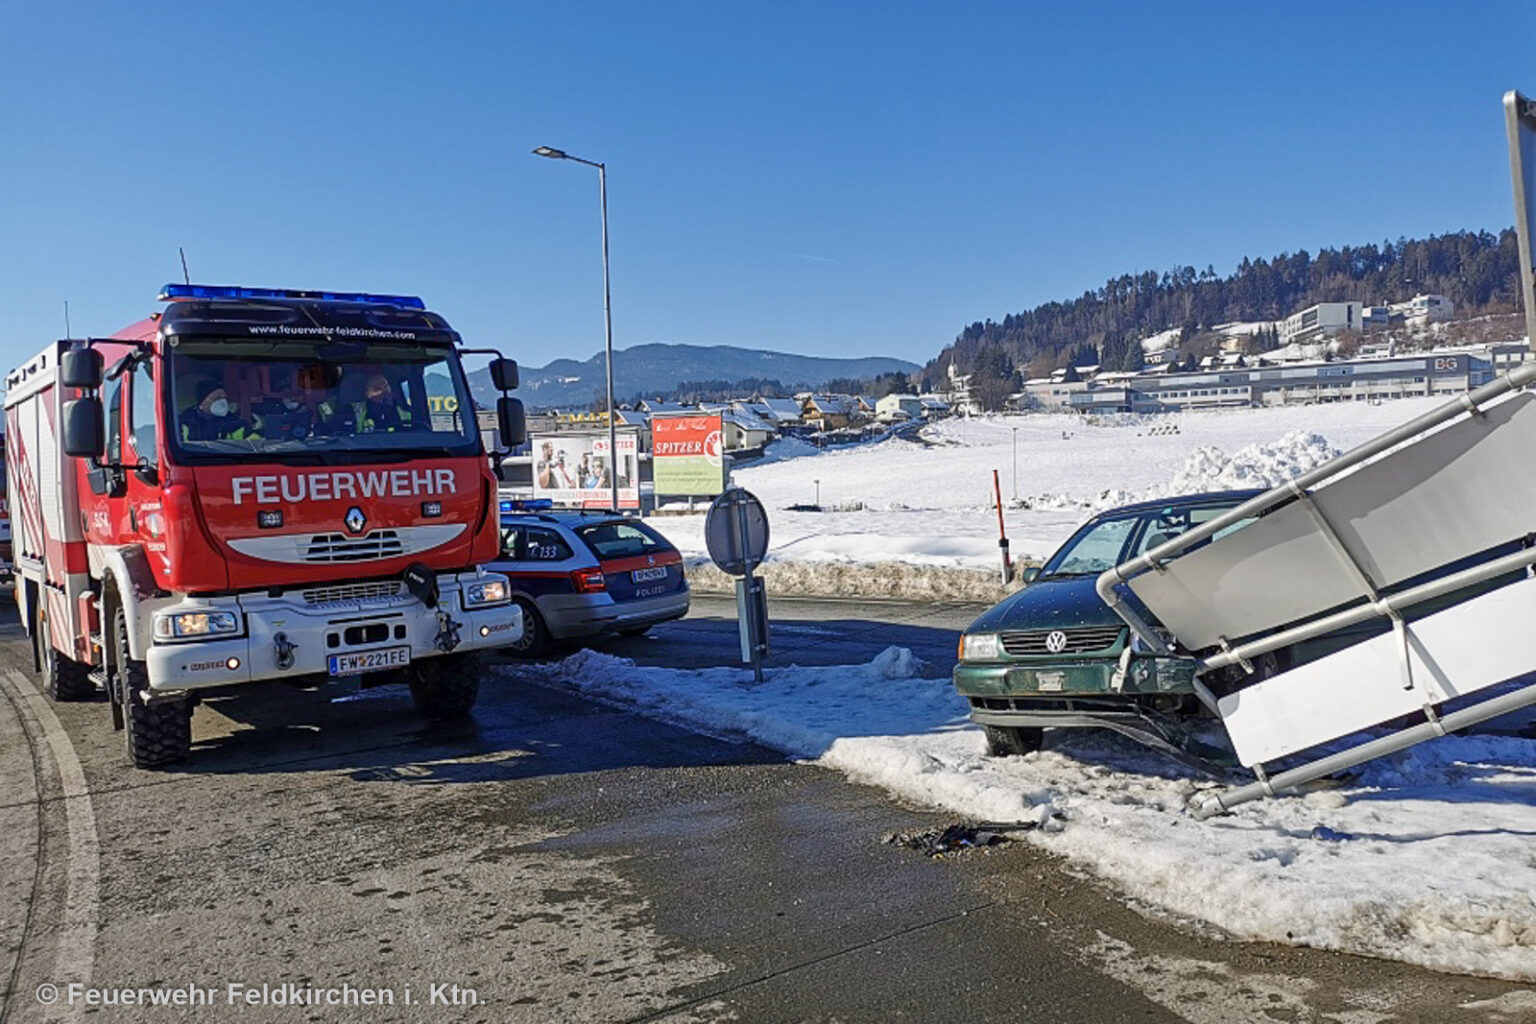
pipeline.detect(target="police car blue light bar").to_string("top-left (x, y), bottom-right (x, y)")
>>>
top-left (159, 283), bottom-right (426, 309)
top-left (500, 498), bottom-right (554, 513)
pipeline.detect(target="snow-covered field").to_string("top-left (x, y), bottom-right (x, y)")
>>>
top-left (514, 399), bottom-right (1536, 980)
top-left (654, 399), bottom-right (1455, 597)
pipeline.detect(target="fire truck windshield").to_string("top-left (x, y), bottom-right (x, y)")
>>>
top-left (168, 339), bottom-right (480, 460)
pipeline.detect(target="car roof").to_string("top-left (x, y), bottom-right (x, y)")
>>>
top-left (1090, 488), bottom-right (1265, 518)
top-left (500, 510), bottom-right (636, 528)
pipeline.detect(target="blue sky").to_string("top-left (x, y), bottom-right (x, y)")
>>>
top-left (2, 1), bottom-right (1532, 378)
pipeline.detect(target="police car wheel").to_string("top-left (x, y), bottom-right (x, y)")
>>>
top-left (38, 603), bottom-right (94, 702)
top-left (506, 599), bottom-right (549, 659)
top-left (408, 653), bottom-right (480, 718)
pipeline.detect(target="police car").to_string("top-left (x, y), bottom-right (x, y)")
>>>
top-left (490, 499), bottom-right (691, 658)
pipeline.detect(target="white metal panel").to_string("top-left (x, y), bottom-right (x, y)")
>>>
top-left (1315, 391), bottom-right (1536, 586)
top-left (1127, 499), bottom-right (1361, 649)
top-left (1127, 390), bottom-right (1536, 650)
top-left (1219, 575), bottom-right (1536, 766)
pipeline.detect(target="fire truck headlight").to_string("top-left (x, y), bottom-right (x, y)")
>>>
top-left (154, 610), bottom-right (242, 640)
top-left (463, 578), bottom-right (510, 608)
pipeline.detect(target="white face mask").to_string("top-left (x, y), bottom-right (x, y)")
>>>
top-left (209, 399), bottom-right (230, 417)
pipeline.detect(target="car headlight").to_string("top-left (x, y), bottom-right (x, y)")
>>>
top-left (464, 577), bottom-right (511, 608)
top-left (154, 610), bottom-right (241, 640)
top-left (959, 632), bottom-right (1001, 661)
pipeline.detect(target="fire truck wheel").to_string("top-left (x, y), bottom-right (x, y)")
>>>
top-left (505, 599), bottom-right (549, 659)
top-left (114, 605), bottom-right (191, 768)
top-left (408, 653), bottom-right (481, 719)
top-left (38, 604), bottom-right (95, 702)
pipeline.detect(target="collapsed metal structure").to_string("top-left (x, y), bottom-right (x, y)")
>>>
top-left (1095, 89), bottom-right (1536, 817)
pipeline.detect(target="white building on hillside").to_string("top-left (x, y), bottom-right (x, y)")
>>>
top-left (1280, 302), bottom-right (1362, 345)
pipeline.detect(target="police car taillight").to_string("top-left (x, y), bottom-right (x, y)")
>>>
top-left (571, 568), bottom-right (607, 593)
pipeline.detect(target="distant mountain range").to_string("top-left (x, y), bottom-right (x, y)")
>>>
top-left (471, 343), bottom-right (920, 410)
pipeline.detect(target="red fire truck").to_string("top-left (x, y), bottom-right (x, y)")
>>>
top-left (5, 284), bottom-right (527, 767)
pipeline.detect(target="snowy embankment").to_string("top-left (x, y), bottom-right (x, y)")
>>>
top-left (530, 398), bottom-right (1536, 980)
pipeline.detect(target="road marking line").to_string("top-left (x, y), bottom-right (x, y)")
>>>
top-left (2, 669), bottom-right (99, 1022)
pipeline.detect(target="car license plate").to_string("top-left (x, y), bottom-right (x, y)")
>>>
top-left (631, 566), bottom-right (668, 583)
top-left (1033, 670), bottom-right (1066, 691)
top-left (328, 646), bottom-right (411, 677)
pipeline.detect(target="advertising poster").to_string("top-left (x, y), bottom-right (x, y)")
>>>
top-left (531, 430), bottom-right (640, 509)
top-left (652, 414), bottom-right (726, 497)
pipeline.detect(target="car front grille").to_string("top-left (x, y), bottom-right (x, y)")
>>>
top-left (304, 531), bottom-right (405, 563)
top-left (999, 626), bottom-right (1124, 655)
top-left (301, 581), bottom-right (404, 605)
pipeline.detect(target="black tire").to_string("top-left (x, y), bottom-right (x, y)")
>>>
top-left (114, 603), bottom-right (191, 768)
top-left (618, 624), bottom-right (651, 638)
top-left (38, 602), bottom-right (94, 701)
top-left (505, 598), bottom-right (550, 659)
top-left (408, 653), bottom-right (481, 719)
top-left (983, 724), bottom-right (1044, 757)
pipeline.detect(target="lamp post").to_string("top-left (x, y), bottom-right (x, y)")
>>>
top-left (534, 145), bottom-right (619, 511)
top-left (814, 479), bottom-right (820, 508)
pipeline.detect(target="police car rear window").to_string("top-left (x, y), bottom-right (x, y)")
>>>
top-left (573, 521), bottom-right (671, 560)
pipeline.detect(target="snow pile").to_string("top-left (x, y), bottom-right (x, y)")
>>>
top-left (512, 649), bottom-right (1536, 981)
top-left (1160, 430), bottom-right (1342, 495)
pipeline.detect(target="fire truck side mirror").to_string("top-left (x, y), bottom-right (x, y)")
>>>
top-left (61, 347), bottom-right (104, 390)
top-left (497, 396), bottom-right (527, 449)
top-left (62, 398), bottom-right (105, 458)
top-left (490, 358), bottom-right (519, 392)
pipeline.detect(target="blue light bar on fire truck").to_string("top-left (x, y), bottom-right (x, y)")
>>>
top-left (158, 283), bottom-right (426, 309)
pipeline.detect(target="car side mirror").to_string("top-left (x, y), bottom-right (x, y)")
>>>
top-left (62, 397), bottom-right (105, 457)
top-left (1017, 566), bottom-right (1040, 584)
top-left (498, 396), bottom-right (526, 448)
top-left (490, 357), bottom-right (519, 392)
top-left (61, 347), bottom-right (104, 390)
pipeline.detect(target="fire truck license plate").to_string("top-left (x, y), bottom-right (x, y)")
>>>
top-left (631, 566), bottom-right (668, 583)
top-left (328, 646), bottom-right (411, 677)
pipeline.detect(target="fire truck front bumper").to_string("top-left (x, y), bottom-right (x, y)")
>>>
top-left (143, 571), bottom-right (523, 692)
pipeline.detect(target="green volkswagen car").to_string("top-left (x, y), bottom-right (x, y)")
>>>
top-left (954, 490), bottom-right (1265, 763)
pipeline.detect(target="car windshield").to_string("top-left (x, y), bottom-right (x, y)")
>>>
top-left (167, 339), bottom-right (478, 459)
top-left (1038, 499), bottom-right (1253, 578)
top-left (572, 520), bottom-right (673, 560)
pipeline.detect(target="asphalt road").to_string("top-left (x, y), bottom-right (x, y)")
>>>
top-left (0, 592), bottom-right (1527, 1024)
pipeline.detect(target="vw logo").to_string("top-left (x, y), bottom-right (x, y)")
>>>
top-left (647, 555), bottom-right (655, 566)
top-left (1044, 630), bottom-right (1069, 654)
top-left (344, 507), bottom-right (367, 535)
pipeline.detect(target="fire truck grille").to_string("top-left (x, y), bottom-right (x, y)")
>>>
top-left (304, 531), bottom-right (405, 562)
top-left (301, 582), bottom-right (404, 605)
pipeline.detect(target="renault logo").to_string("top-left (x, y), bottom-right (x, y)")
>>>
top-left (1044, 630), bottom-right (1069, 654)
top-left (344, 507), bottom-right (367, 535)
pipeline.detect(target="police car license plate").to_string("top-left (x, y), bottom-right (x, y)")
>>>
top-left (631, 566), bottom-right (668, 583)
top-left (328, 646), bottom-right (411, 677)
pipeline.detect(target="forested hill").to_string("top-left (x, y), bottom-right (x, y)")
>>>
top-left (925, 229), bottom-right (1524, 387)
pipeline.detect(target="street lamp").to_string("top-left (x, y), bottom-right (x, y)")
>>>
top-left (534, 145), bottom-right (619, 511)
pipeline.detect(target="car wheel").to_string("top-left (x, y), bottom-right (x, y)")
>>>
top-left (115, 603), bottom-right (191, 769)
top-left (39, 602), bottom-right (94, 701)
top-left (408, 653), bottom-right (481, 719)
top-left (618, 624), bottom-right (651, 638)
top-left (505, 598), bottom-right (550, 659)
top-left (982, 724), bottom-right (1044, 757)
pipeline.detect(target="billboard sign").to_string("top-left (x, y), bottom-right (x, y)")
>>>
top-left (653, 414), bottom-right (726, 497)
top-left (531, 430), bottom-right (640, 509)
